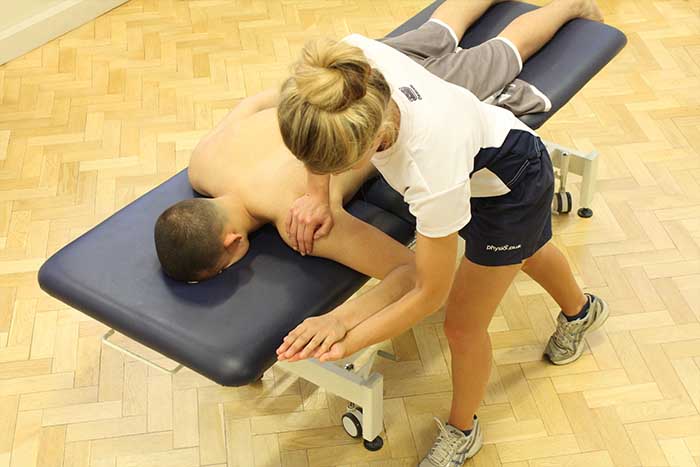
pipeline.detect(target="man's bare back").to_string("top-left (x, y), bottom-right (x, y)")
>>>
top-left (171, 94), bottom-right (411, 284)
top-left (188, 107), bottom-right (374, 236)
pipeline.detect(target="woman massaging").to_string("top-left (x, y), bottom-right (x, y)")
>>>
top-left (275, 0), bottom-right (608, 465)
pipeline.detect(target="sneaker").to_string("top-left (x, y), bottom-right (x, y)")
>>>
top-left (544, 293), bottom-right (609, 365)
top-left (419, 417), bottom-right (483, 467)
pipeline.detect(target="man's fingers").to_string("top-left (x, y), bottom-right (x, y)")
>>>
top-left (277, 329), bottom-right (301, 355)
top-left (276, 340), bottom-right (290, 355)
top-left (284, 327), bottom-right (301, 342)
top-left (319, 345), bottom-right (343, 362)
top-left (299, 335), bottom-right (323, 359)
top-left (277, 338), bottom-right (294, 359)
top-left (282, 333), bottom-right (310, 359)
top-left (277, 331), bottom-right (298, 356)
top-left (329, 346), bottom-right (344, 361)
top-left (313, 336), bottom-right (333, 358)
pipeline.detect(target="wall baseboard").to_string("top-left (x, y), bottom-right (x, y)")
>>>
top-left (0, 0), bottom-right (129, 66)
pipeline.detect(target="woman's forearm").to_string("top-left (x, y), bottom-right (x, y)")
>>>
top-left (332, 263), bottom-right (416, 330)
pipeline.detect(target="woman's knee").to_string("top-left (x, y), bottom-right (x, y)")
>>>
top-left (443, 318), bottom-right (489, 349)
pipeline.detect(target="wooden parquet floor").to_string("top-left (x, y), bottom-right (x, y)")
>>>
top-left (1, 0), bottom-right (699, 465)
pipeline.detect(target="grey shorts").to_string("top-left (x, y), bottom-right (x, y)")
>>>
top-left (380, 20), bottom-right (551, 114)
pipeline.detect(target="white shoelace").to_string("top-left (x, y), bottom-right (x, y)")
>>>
top-left (427, 417), bottom-right (464, 465)
top-left (552, 318), bottom-right (584, 351)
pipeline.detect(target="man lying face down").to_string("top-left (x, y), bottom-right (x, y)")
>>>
top-left (154, 89), bottom-right (415, 285)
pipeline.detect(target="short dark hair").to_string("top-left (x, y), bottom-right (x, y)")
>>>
top-left (154, 199), bottom-right (225, 281)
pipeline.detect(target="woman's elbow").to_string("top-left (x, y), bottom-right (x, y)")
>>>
top-left (398, 264), bottom-right (417, 294)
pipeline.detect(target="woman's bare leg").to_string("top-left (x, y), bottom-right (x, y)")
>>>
top-left (444, 243), bottom-right (588, 431)
top-left (499, 0), bottom-right (604, 62)
top-left (444, 258), bottom-right (522, 430)
top-left (521, 242), bottom-right (587, 317)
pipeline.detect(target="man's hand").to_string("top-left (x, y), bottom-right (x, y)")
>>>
top-left (285, 194), bottom-right (334, 256)
top-left (276, 315), bottom-right (347, 362)
top-left (317, 340), bottom-right (349, 362)
top-left (314, 330), bottom-right (363, 362)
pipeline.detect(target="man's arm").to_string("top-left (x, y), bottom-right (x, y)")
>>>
top-left (277, 206), bottom-right (416, 326)
top-left (312, 208), bottom-right (416, 328)
top-left (275, 207), bottom-right (418, 361)
top-left (226, 88), bottom-right (280, 120)
top-left (189, 88), bottom-right (280, 190)
top-left (326, 233), bottom-right (458, 360)
top-left (195, 88), bottom-right (279, 149)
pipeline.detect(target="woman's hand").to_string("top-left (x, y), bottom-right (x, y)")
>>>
top-left (277, 315), bottom-right (347, 362)
top-left (286, 194), bottom-right (334, 256)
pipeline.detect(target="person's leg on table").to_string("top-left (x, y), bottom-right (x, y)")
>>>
top-left (417, 0), bottom-right (604, 109)
top-left (376, 0), bottom-right (506, 72)
top-left (498, 0), bottom-right (604, 61)
top-left (429, 0), bottom-right (507, 40)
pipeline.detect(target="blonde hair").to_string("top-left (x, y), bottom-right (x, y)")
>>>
top-left (278, 39), bottom-right (394, 174)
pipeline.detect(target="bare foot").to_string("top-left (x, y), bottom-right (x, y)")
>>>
top-left (578, 0), bottom-right (605, 23)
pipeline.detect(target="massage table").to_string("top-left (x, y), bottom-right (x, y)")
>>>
top-left (38, 1), bottom-right (626, 451)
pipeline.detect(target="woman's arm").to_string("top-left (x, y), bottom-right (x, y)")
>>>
top-left (318, 232), bottom-right (459, 361)
top-left (285, 171), bottom-right (333, 255)
top-left (278, 231), bottom-right (458, 362)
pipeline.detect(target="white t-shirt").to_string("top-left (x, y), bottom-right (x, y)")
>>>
top-left (343, 34), bottom-right (537, 238)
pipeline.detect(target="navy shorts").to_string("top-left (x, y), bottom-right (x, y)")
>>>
top-left (460, 132), bottom-right (554, 266)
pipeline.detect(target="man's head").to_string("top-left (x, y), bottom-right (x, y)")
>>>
top-left (154, 198), bottom-right (249, 282)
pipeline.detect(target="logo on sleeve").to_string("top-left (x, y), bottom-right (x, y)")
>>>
top-left (399, 85), bottom-right (422, 102)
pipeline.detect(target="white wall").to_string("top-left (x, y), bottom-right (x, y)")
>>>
top-left (1, 0), bottom-right (67, 32)
top-left (0, 0), bottom-right (129, 65)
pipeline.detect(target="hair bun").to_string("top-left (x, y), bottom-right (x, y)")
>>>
top-left (293, 39), bottom-right (372, 112)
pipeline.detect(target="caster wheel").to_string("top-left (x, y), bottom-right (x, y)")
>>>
top-left (363, 436), bottom-right (384, 451)
top-left (577, 207), bottom-right (593, 218)
top-left (342, 409), bottom-right (363, 439)
top-left (553, 191), bottom-right (572, 214)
